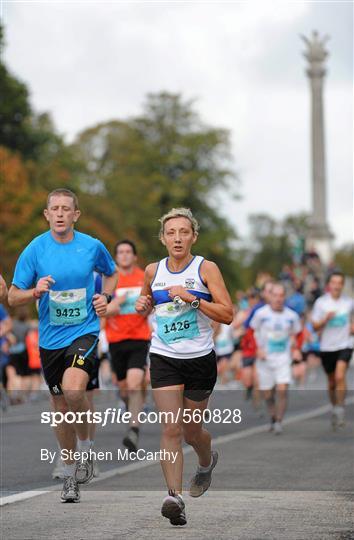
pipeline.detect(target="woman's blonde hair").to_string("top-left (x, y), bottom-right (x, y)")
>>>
top-left (159, 208), bottom-right (200, 239)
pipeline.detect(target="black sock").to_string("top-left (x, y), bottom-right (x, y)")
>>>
top-left (131, 427), bottom-right (139, 434)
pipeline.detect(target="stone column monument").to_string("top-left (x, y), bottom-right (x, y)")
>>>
top-left (301, 31), bottom-right (334, 264)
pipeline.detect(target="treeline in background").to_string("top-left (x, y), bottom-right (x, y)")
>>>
top-left (0, 25), bottom-right (352, 292)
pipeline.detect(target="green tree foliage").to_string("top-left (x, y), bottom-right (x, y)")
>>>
top-left (73, 93), bottom-right (242, 288)
top-left (245, 212), bottom-right (310, 282)
top-left (334, 244), bottom-right (354, 277)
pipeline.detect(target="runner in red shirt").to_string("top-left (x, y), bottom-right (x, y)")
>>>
top-left (105, 240), bottom-right (151, 452)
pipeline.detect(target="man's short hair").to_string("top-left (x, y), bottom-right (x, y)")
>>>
top-left (327, 271), bottom-right (345, 284)
top-left (47, 188), bottom-right (79, 210)
top-left (261, 279), bottom-right (275, 293)
top-left (115, 240), bottom-right (137, 256)
top-left (272, 282), bottom-right (286, 294)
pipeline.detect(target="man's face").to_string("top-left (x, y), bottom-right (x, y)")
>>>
top-left (115, 244), bottom-right (136, 269)
top-left (44, 195), bottom-right (80, 236)
top-left (328, 275), bottom-right (344, 297)
top-left (161, 217), bottom-right (197, 259)
top-left (262, 283), bottom-right (274, 304)
top-left (270, 285), bottom-right (286, 311)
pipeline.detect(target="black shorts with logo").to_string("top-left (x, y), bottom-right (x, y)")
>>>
top-left (320, 348), bottom-right (353, 374)
top-left (149, 350), bottom-right (217, 402)
top-left (39, 333), bottom-right (99, 395)
top-left (109, 340), bottom-right (149, 382)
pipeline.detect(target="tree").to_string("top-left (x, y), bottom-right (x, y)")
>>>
top-left (334, 244), bottom-right (354, 277)
top-left (245, 212), bottom-right (310, 281)
top-left (73, 93), bottom-right (241, 289)
top-left (0, 147), bottom-right (47, 278)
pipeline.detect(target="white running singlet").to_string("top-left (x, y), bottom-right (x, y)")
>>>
top-left (149, 256), bottom-right (214, 359)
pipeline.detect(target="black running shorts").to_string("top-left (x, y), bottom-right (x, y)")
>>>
top-left (320, 348), bottom-right (353, 375)
top-left (40, 333), bottom-right (99, 395)
top-left (149, 350), bottom-right (217, 402)
top-left (109, 340), bottom-right (149, 381)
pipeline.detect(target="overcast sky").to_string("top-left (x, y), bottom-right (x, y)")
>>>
top-left (2, 1), bottom-right (353, 247)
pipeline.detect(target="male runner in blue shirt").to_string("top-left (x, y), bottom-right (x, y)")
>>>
top-left (8, 188), bottom-right (117, 503)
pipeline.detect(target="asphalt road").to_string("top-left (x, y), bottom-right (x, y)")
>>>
top-left (1, 366), bottom-right (354, 539)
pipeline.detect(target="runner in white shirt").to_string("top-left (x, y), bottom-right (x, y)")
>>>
top-left (136, 208), bottom-right (233, 526)
top-left (311, 272), bottom-right (354, 428)
top-left (251, 283), bottom-right (301, 434)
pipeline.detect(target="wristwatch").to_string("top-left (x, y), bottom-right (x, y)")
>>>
top-left (102, 292), bottom-right (112, 304)
top-left (190, 296), bottom-right (200, 309)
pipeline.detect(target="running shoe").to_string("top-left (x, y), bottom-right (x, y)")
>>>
top-left (335, 406), bottom-right (345, 428)
top-left (269, 417), bottom-right (276, 432)
top-left (60, 476), bottom-right (80, 503)
top-left (123, 428), bottom-right (139, 452)
top-left (273, 421), bottom-right (283, 435)
top-left (52, 454), bottom-right (64, 480)
top-left (161, 491), bottom-right (186, 526)
top-left (189, 450), bottom-right (218, 498)
top-left (75, 446), bottom-right (94, 484)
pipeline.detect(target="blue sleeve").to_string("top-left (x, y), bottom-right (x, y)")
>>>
top-left (94, 273), bottom-right (103, 294)
top-left (12, 243), bottom-right (37, 289)
top-left (94, 241), bottom-right (116, 276)
top-left (0, 305), bottom-right (9, 321)
top-left (243, 305), bottom-right (257, 329)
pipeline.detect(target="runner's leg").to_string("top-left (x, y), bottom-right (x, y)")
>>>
top-left (153, 385), bottom-right (184, 494)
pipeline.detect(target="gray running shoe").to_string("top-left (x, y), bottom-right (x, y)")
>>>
top-left (60, 476), bottom-right (80, 503)
top-left (123, 428), bottom-right (139, 453)
top-left (273, 421), bottom-right (283, 435)
top-left (75, 447), bottom-right (94, 484)
top-left (189, 450), bottom-right (218, 498)
top-left (52, 454), bottom-right (64, 480)
top-left (336, 407), bottom-right (345, 427)
top-left (161, 491), bottom-right (186, 526)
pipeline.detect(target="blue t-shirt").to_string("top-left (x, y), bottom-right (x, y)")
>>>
top-left (0, 304), bottom-right (9, 351)
top-left (12, 231), bottom-right (116, 349)
top-left (94, 272), bottom-right (103, 295)
top-left (286, 292), bottom-right (306, 316)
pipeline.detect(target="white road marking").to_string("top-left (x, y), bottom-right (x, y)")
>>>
top-left (2, 397), bottom-right (353, 507)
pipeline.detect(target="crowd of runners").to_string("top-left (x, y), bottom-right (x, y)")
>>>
top-left (0, 188), bottom-right (353, 526)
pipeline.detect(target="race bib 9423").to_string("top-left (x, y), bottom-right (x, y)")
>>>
top-left (49, 288), bottom-right (87, 326)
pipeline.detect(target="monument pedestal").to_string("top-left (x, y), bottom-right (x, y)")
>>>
top-left (306, 223), bottom-right (334, 265)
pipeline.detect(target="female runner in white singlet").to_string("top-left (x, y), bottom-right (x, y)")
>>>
top-left (136, 208), bottom-right (233, 526)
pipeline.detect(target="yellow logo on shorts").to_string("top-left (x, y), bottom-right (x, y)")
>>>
top-left (71, 354), bottom-right (85, 368)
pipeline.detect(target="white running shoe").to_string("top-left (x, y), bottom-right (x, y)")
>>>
top-left (273, 421), bottom-right (283, 435)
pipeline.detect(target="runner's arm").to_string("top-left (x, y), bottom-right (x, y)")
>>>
top-left (135, 263), bottom-right (157, 318)
top-left (311, 311), bottom-right (335, 331)
top-left (197, 260), bottom-right (234, 324)
top-left (0, 275), bottom-right (8, 304)
top-left (8, 275), bottom-right (55, 307)
top-left (101, 270), bottom-right (118, 297)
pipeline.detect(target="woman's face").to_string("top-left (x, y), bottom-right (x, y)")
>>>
top-left (161, 217), bottom-right (197, 259)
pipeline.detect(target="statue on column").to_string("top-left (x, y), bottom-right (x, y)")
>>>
top-left (301, 31), bottom-right (334, 266)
